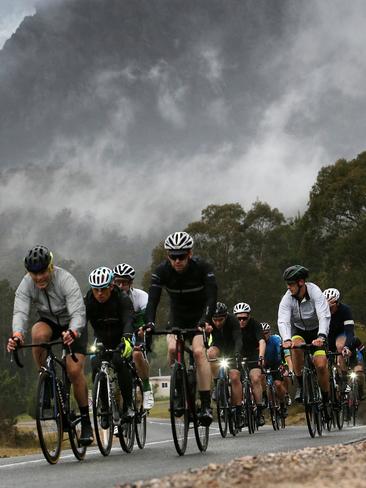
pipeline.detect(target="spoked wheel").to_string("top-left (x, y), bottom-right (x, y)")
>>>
top-left (268, 389), bottom-right (279, 431)
top-left (119, 418), bottom-right (135, 453)
top-left (193, 401), bottom-right (209, 452)
top-left (350, 385), bottom-right (359, 426)
top-left (335, 396), bottom-right (345, 430)
top-left (68, 410), bottom-right (87, 460)
top-left (228, 407), bottom-right (239, 436)
top-left (303, 372), bottom-right (317, 438)
top-left (216, 378), bottom-right (228, 438)
top-left (134, 380), bottom-right (147, 449)
top-left (36, 370), bottom-right (63, 464)
top-left (244, 384), bottom-right (256, 434)
top-left (170, 363), bottom-right (189, 456)
top-left (92, 372), bottom-right (113, 456)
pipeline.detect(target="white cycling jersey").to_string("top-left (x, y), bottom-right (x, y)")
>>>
top-left (278, 282), bottom-right (330, 341)
top-left (12, 266), bottom-right (86, 335)
top-left (127, 287), bottom-right (148, 313)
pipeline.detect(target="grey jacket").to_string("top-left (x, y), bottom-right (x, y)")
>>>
top-left (12, 266), bottom-right (86, 335)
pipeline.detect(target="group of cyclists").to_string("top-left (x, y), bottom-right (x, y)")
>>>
top-left (6, 231), bottom-right (365, 450)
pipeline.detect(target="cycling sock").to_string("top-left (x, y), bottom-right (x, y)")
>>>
top-left (142, 379), bottom-right (151, 391)
top-left (199, 390), bottom-right (211, 408)
top-left (80, 405), bottom-right (91, 423)
top-left (296, 375), bottom-right (303, 388)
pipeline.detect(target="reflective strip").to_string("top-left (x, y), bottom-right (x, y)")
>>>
top-left (166, 286), bottom-right (204, 294)
top-left (344, 320), bottom-right (354, 325)
top-left (151, 284), bottom-right (162, 288)
top-left (151, 274), bottom-right (161, 280)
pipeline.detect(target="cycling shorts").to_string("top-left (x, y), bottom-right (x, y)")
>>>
top-left (291, 327), bottom-right (326, 357)
top-left (36, 317), bottom-right (88, 355)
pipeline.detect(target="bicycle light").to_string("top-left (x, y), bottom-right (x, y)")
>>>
top-left (219, 358), bottom-right (229, 369)
top-left (90, 344), bottom-right (97, 353)
top-left (350, 372), bottom-right (357, 380)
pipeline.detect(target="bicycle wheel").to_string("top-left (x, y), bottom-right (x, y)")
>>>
top-left (68, 409), bottom-right (87, 460)
top-left (193, 395), bottom-right (209, 452)
top-left (244, 383), bottom-right (256, 434)
top-left (36, 370), bottom-right (63, 464)
top-left (170, 363), bottom-right (189, 456)
top-left (216, 378), bottom-right (228, 438)
top-left (268, 388), bottom-right (279, 431)
top-left (228, 406), bottom-right (238, 436)
top-left (118, 385), bottom-right (135, 453)
top-left (303, 371), bottom-right (317, 438)
top-left (351, 383), bottom-right (359, 426)
top-left (134, 380), bottom-right (147, 449)
top-left (92, 372), bottom-right (113, 456)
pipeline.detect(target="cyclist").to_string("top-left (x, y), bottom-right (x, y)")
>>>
top-left (233, 302), bottom-right (266, 426)
top-left (323, 287), bottom-right (355, 377)
top-left (145, 231), bottom-right (217, 426)
top-left (6, 245), bottom-right (93, 445)
top-left (85, 266), bottom-right (135, 425)
top-left (346, 336), bottom-right (365, 400)
top-left (113, 262), bottom-right (154, 410)
top-left (205, 302), bottom-right (242, 420)
top-left (261, 322), bottom-right (289, 417)
top-left (278, 265), bottom-right (331, 408)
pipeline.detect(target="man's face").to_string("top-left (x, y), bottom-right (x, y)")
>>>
top-left (236, 314), bottom-right (250, 329)
top-left (328, 298), bottom-right (338, 314)
top-left (212, 315), bottom-right (227, 330)
top-left (287, 279), bottom-right (305, 297)
top-left (167, 250), bottom-right (192, 273)
top-left (29, 268), bottom-right (52, 289)
top-left (92, 285), bottom-right (113, 303)
top-left (114, 277), bottom-right (132, 293)
top-left (262, 330), bottom-right (271, 341)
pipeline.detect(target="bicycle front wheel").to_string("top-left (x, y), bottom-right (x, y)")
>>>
top-left (134, 380), bottom-right (147, 449)
top-left (244, 383), bottom-right (256, 434)
top-left (36, 370), bottom-right (63, 464)
top-left (216, 378), bottom-right (228, 438)
top-left (92, 372), bottom-right (113, 456)
top-left (303, 371), bottom-right (317, 438)
top-left (170, 363), bottom-right (189, 455)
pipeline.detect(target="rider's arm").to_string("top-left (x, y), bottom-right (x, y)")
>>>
top-left (145, 266), bottom-right (164, 324)
top-left (12, 276), bottom-right (33, 336)
top-left (199, 262), bottom-right (218, 325)
top-left (343, 305), bottom-right (355, 348)
top-left (119, 291), bottom-right (135, 337)
top-left (277, 293), bottom-right (292, 343)
top-left (312, 284), bottom-right (331, 337)
top-left (61, 272), bottom-right (86, 336)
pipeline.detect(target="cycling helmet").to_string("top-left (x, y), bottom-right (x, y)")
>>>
top-left (233, 302), bottom-right (251, 314)
top-left (261, 322), bottom-right (271, 332)
top-left (89, 267), bottom-right (114, 288)
top-left (24, 245), bottom-right (52, 273)
top-left (212, 302), bottom-right (228, 318)
top-left (164, 231), bottom-right (193, 254)
top-left (283, 265), bottom-right (309, 283)
top-left (323, 288), bottom-right (340, 302)
top-left (113, 263), bottom-right (135, 280)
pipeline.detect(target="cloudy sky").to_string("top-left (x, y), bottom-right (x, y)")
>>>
top-left (0, 0), bottom-right (365, 269)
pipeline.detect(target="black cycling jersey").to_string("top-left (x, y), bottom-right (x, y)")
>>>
top-left (239, 317), bottom-right (263, 361)
top-left (145, 256), bottom-right (217, 328)
top-left (85, 287), bottom-right (134, 348)
top-left (328, 303), bottom-right (354, 350)
top-left (210, 313), bottom-right (242, 355)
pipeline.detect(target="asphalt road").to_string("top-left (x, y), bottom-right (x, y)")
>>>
top-left (1, 420), bottom-right (366, 488)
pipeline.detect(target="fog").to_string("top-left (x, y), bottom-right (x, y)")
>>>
top-left (0, 0), bottom-right (366, 272)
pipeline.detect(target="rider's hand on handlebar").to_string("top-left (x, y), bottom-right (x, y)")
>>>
top-left (62, 329), bottom-right (77, 346)
top-left (139, 322), bottom-right (154, 337)
top-left (258, 356), bottom-right (264, 368)
top-left (312, 336), bottom-right (326, 348)
top-left (342, 346), bottom-right (352, 357)
top-left (282, 340), bottom-right (292, 349)
top-left (7, 332), bottom-right (24, 352)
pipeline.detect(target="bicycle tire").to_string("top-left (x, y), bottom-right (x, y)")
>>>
top-left (303, 370), bottom-right (317, 438)
top-left (134, 380), bottom-right (147, 449)
top-left (244, 383), bottom-right (256, 434)
top-left (36, 370), bottom-right (63, 464)
top-left (268, 387), bottom-right (279, 431)
top-left (193, 395), bottom-right (209, 452)
top-left (68, 409), bottom-right (87, 460)
top-left (118, 380), bottom-right (135, 453)
top-left (170, 363), bottom-right (189, 455)
top-left (351, 383), bottom-right (359, 426)
top-left (228, 406), bottom-right (238, 436)
top-left (92, 372), bottom-right (113, 456)
top-left (216, 378), bottom-right (228, 438)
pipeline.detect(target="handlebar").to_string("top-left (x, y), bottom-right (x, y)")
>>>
top-left (11, 340), bottom-right (78, 367)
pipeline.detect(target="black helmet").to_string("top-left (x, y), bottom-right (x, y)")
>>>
top-left (24, 245), bottom-right (52, 273)
top-left (283, 265), bottom-right (309, 283)
top-left (213, 301), bottom-right (228, 318)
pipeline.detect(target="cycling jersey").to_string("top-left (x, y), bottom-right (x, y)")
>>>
top-left (278, 282), bottom-right (330, 341)
top-left (210, 313), bottom-right (242, 355)
top-left (328, 303), bottom-right (354, 350)
top-left (264, 334), bottom-right (283, 367)
top-left (349, 336), bottom-right (366, 365)
top-left (145, 256), bottom-right (217, 328)
top-left (12, 266), bottom-right (86, 335)
top-left (85, 287), bottom-right (134, 348)
top-left (239, 317), bottom-right (263, 363)
top-left (127, 287), bottom-right (148, 329)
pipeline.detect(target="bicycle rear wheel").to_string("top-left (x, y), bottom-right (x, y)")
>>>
top-left (92, 372), bottom-right (113, 456)
top-left (216, 378), bottom-right (228, 438)
top-left (170, 363), bottom-right (189, 455)
top-left (36, 370), bottom-right (63, 464)
top-left (68, 409), bottom-right (87, 460)
top-left (134, 380), bottom-right (147, 449)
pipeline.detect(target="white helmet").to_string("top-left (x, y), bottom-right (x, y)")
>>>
top-left (261, 322), bottom-right (271, 332)
top-left (89, 267), bottom-right (114, 288)
top-left (164, 231), bottom-right (193, 252)
top-left (323, 288), bottom-right (340, 302)
top-left (233, 302), bottom-right (251, 314)
top-left (113, 263), bottom-right (135, 280)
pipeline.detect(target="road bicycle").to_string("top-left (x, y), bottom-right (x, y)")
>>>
top-left (153, 328), bottom-right (210, 455)
top-left (13, 340), bottom-right (87, 464)
top-left (261, 367), bottom-right (286, 430)
top-left (326, 351), bottom-right (345, 431)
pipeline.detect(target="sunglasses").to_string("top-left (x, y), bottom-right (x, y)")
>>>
top-left (168, 253), bottom-right (189, 261)
top-left (237, 316), bottom-right (249, 321)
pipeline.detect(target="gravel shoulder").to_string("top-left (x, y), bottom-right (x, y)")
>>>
top-left (119, 440), bottom-right (366, 488)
